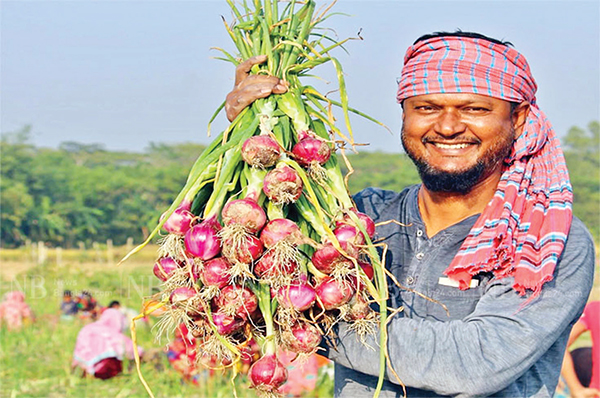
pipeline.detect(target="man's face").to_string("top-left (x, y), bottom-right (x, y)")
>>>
top-left (401, 93), bottom-right (520, 194)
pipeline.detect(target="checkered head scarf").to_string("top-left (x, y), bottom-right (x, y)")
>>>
top-left (396, 36), bottom-right (573, 298)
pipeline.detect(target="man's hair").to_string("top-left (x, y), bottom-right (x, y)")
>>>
top-left (108, 300), bottom-right (120, 308)
top-left (63, 290), bottom-right (72, 297)
top-left (414, 30), bottom-right (513, 47)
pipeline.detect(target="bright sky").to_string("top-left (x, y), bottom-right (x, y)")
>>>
top-left (2, 0), bottom-right (599, 153)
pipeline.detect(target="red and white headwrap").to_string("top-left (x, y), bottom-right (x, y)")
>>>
top-left (397, 36), bottom-right (573, 298)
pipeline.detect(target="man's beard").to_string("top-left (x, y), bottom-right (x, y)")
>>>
top-left (401, 127), bottom-right (514, 195)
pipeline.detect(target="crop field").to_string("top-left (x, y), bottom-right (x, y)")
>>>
top-left (0, 247), bottom-right (334, 398)
top-left (1, 245), bottom-right (597, 398)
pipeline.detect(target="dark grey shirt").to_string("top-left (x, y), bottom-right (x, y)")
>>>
top-left (328, 185), bottom-right (595, 397)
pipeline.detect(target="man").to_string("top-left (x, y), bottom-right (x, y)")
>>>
top-left (225, 31), bottom-right (595, 397)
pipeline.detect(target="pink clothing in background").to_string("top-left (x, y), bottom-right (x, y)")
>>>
top-left (72, 308), bottom-right (142, 376)
top-left (579, 301), bottom-right (600, 389)
top-left (278, 350), bottom-right (319, 397)
top-left (0, 291), bottom-right (34, 330)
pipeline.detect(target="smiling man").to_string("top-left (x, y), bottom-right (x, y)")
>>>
top-left (329, 32), bottom-right (595, 398)
top-left (225, 31), bottom-right (596, 397)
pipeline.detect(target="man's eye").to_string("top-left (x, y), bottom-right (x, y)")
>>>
top-left (464, 107), bottom-right (489, 112)
top-left (415, 105), bottom-right (434, 111)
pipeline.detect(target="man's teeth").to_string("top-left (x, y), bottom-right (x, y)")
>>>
top-left (433, 143), bottom-right (470, 149)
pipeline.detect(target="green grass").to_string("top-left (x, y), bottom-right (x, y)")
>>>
top-left (2, 246), bottom-right (596, 398)
top-left (0, 257), bottom-right (334, 398)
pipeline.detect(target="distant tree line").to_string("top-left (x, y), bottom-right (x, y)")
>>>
top-left (1, 122), bottom-right (598, 248)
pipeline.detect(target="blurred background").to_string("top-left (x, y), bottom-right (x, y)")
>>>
top-left (1, 1), bottom-right (598, 397)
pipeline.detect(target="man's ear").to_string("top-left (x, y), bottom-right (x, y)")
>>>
top-left (512, 102), bottom-right (530, 139)
top-left (400, 101), bottom-right (406, 122)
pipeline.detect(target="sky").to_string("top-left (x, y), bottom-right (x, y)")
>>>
top-left (1, 0), bottom-right (599, 153)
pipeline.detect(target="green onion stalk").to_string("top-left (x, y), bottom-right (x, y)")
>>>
top-left (121, 2), bottom-right (396, 398)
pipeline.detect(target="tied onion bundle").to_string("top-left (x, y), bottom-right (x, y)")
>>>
top-left (122, 1), bottom-right (398, 397)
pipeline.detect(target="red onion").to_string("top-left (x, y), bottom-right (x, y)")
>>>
top-left (334, 224), bottom-right (366, 246)
top-left (161, 207), bottom-right (195, 235)
top-left (199, 257), bottom-right (231, 289)
top-left (222, 234), bottom-right (264, 264)
top-left (184, 216), bottom-right (221, 260)
top-left (311, 242), bottom-right (357, 274)
top-left (221, 198), bottom-right (266, 234)
top-left (169, 286), bottom-right (197, 305)
top-left (185, 258), bottom-right (202, 281)
top-left (239, 339), bottom-right (259, 365)
top-left (291, 131), bottom-right (331, 167)
top-left (248, 354), bottom-right (288, 393)
top-left (211, 311), bottom-right (245, 335)
top-left (259, 218), bottom-right (302, 248)
top-left (336, 211), bottom-right (376, 239)
top-left (345, 293), bottom-right (373, 321)
top-left (282, 322), bottom-right (322, 354)
top-left (276, 280), bottom-right (316, 312)
top-left (253, 250), bottom-right (299, 279)
top-left (241, 135), bottom-right (281, 168)
top-left (262, 164), bottom-right (303, 204)
top-left (153, 256), bottom-right (181, 282)
top-left (315, 277), bottom-right (355, 310)
top-left (161, 206), bottom-right (195, 235)
top-left (359, 261), bottom-right (374, 280)
top-left (213, 285), bottom-right (258, 320)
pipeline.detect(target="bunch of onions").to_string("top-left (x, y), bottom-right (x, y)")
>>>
top-left (120, 1), bottom-right (394, 397)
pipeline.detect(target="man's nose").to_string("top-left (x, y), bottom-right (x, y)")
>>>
top-left (434, 109), bottom-right (466, 136)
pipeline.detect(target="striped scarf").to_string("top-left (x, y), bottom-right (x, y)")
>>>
top-left (396, 36), bottom-right (573, 298)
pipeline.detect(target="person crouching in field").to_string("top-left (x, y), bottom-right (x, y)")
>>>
top-left (72, 308), bottom-right (144, 380)
top-left (0, 291), bottom-right (34, 330)
top-left (76, 290), bottom-right (101, 320)
top-left (60, 290), bottom-right (79, 320)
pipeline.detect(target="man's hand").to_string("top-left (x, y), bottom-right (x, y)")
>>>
top-left (225, 55), bottom-right (288, 122)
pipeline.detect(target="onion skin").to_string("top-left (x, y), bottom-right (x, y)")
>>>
top-left (241, 135), bottom-right (281, 168)
top-left (359, 261), bottom-right (374, 280)
top-left (184, 217), bottom-right (222, 260)
top-left (213, 285), bottom-right (258, 320)
top-left (259, 218), bottom-right (302, 248)
top-left (153, 257), bottom-right (181, 282)
top-left (334, 225), bottom-right (366, 246)
top-left (211, 311), bottom-right (245, 335)
top-left (169, 286), bottom-right (197, 305)
top-left (221, 198), bottom-right (267, 234)
top-left (345, 293), bottom-right (374, 321)
top-left (199, 257), bottom-right (231, 289)
top-left (253, 250), bottom-right (299, 279)
top-left (311, 242), bottom-right (357, 274)
top-left (315, 277), bottom-right (355, 310)
top-left (263, 164), bottom-right (303, 204)
top-left (282, 322), bottom-right (322, 354)
top-left (336, 211), bottom-right (376, 239)
top-left (291, 132), bottom-right (331, 167)
top-left (248, 354), bottom-right (288, 393)
top-left (222, 235), bottom-right (264, 264)
top-left (162, 207), bottom-right (195, 235)
top-left (276, 281), bottom-right (316, 312)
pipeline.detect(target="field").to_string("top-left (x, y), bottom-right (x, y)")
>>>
top-left (1, 245), bottom-right (598, 398)
top-left (0, 246), bottom-right (334, 398)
